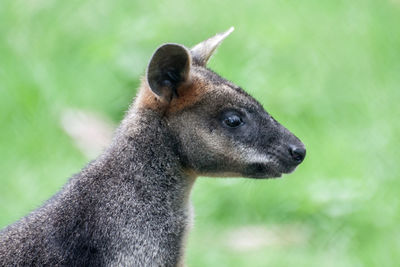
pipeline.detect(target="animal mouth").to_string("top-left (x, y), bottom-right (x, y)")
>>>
top-left (246, 157), bottom-right (298, 179)
top-left (244, 162), bottom-right (281, 179)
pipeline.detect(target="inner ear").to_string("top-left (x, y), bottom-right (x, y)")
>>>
top-left (147, 44), bottom-right (191, 102)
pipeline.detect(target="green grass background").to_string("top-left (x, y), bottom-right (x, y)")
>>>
top-left (1, 0), bottom-right (400, 266)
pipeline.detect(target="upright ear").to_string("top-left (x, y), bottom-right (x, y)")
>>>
top-left (190, 27), bottom-right (234, 66)
top-left (147, 44), bottom-right (191, 102)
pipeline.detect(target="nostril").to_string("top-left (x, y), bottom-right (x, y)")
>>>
top-left (289, 146), bottom-right (306, 163)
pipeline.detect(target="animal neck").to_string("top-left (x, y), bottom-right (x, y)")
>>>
top-left (45, 108), bottom-right (196, 266)
top-left (100, 107), bottom-right (196, 204)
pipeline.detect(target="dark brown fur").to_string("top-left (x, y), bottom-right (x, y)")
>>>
top-left (0, 28), bottom-right (305, 266)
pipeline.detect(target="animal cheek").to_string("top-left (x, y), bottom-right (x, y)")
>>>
top-left (208, 125), bottom-right (217, 134)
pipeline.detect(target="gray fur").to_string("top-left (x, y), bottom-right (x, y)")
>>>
top-left (0, 111), bottom-right (192, 266)
top-left (0, 28), bottom-right (305, 266)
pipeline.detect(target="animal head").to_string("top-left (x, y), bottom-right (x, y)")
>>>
top-left (134, 27), bottom-right (305, 178)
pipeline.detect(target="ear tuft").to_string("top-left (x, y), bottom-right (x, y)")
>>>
top-left (190, 27), bottom-right (234, 66)
top-left (147, 44), bottom-right (191, 102)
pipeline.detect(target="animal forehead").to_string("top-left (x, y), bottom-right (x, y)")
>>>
top-left (164, 67), bottom-right (263, 114)
top-left (191, 67), bottom-right (263, 110)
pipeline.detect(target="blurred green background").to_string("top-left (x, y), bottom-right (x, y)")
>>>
top-left (1, 0), bottom-right (400, 266)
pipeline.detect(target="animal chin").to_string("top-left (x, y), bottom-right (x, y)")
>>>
top-left (250, 170), bottom-right (282, 179)
top-left (264, 156), bottom-right (299, 176)
top-left (243, 161), bottom-right (284, 179)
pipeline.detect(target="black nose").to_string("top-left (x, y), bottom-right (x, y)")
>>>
top-left (289, 145), bottom-right (306, 163)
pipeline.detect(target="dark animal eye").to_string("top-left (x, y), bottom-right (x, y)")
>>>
top-left (223, 114), bottom-right (244, 128)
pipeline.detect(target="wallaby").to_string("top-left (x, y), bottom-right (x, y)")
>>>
top-left (0, 27), bottom-right (306, 266)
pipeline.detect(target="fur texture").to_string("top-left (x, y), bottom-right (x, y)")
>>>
top-left (0, 28), bottom-right (305, 266)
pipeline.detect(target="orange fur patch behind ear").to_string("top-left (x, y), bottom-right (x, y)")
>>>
top-left (134, 77), bottom-right (167, 111)
top-left (135, 76), bottom-right (208, 114)
top-left (168, 76), bottom-right (208, 113)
